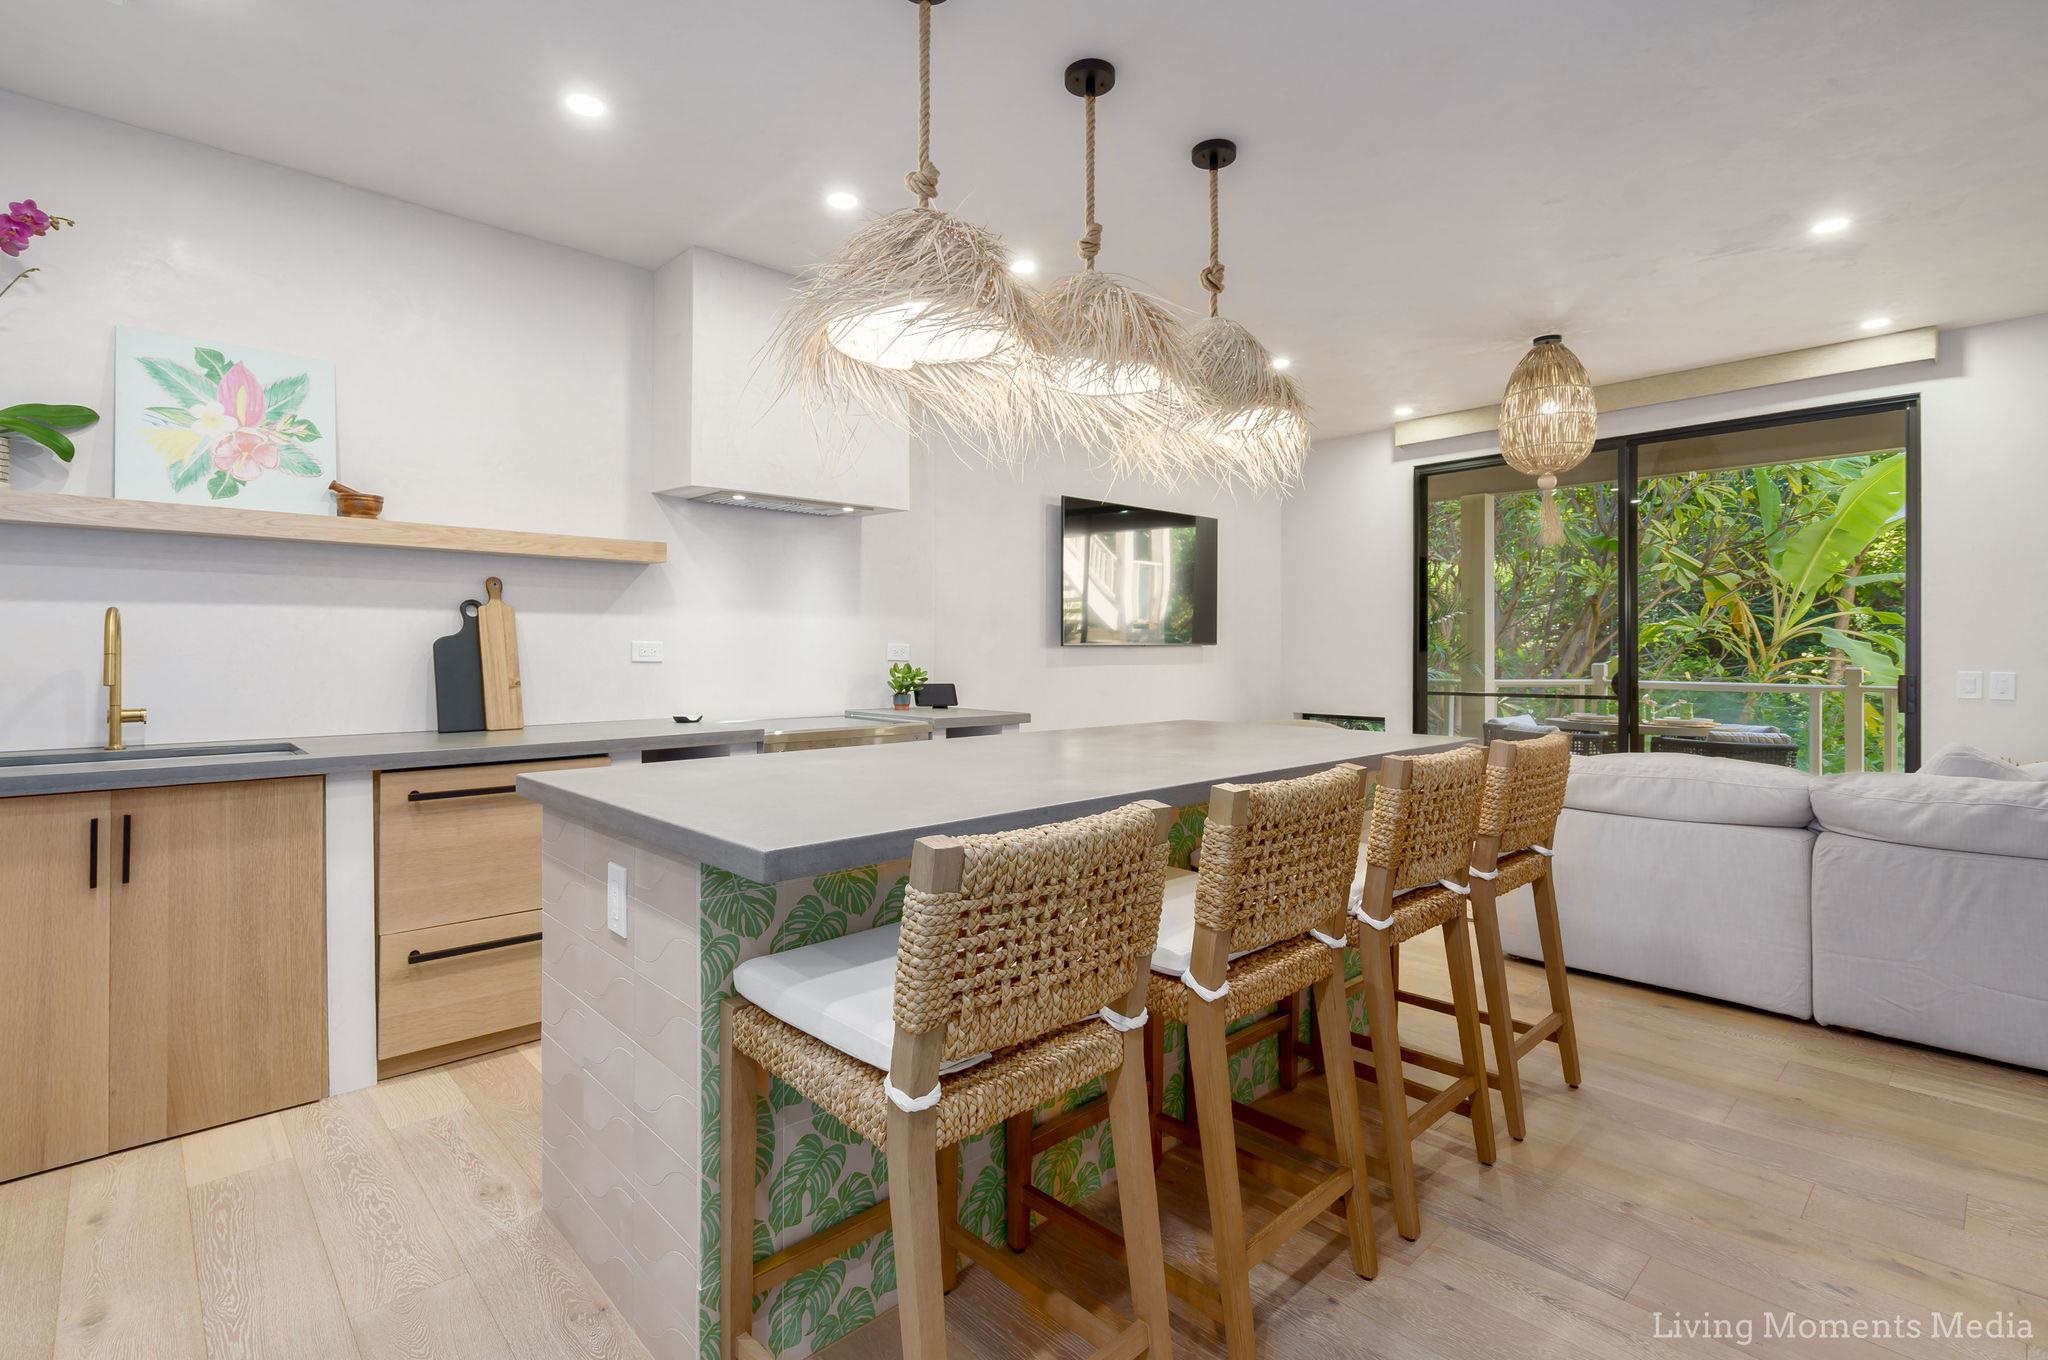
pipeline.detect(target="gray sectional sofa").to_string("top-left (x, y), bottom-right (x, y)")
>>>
top-left (1497, 750), bottom-right (2048, 1070)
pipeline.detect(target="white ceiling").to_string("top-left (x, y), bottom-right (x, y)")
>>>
top-left (7, 0), bottom-right (2048, 438)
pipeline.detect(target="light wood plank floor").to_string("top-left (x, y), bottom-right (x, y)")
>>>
top-left (5, 956), bottom-right (2046, 1360)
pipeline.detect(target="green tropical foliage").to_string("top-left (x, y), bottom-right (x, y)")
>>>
top-left (1426, 447), bottom-right (1907, 772)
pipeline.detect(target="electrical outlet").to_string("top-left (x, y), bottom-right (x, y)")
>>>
top-left (606, 861), bottom-right (629, 939)
top-left (631, 640), bottom-right (664, 663)
top-left (887, 642), bottom-right (911, 662)
top-left (1989, 671), bottom-right (2018, 701)
top-left (1957, 670), bottom-right (1984, 700)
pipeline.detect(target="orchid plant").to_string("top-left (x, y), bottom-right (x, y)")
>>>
top-left (1, 198), bottom-right (102, 475)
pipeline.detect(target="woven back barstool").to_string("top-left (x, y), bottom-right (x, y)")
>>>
top-left (1464, 730), bottom-right (1580, 1140)
top-left (1344, 744), bottom-right (1495, 1241)
top-left (720, 802), bottom-right (1177, 1360)
top-left (1002, 765), bottom-right (1379, 1360)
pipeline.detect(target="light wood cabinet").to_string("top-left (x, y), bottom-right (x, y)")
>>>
top-left (377, 911), bottom-right (542, 1063)
top-left (0, 778), bottom-right (327, 1182)
top-left (0, 792), bottom-right (112, 1183)
top-left (375, 756), bottom-right (605, 935)
top-left (374, 756), bottom-right (600, 1076)
top-left (109, 777), bottom-right (327, 1148)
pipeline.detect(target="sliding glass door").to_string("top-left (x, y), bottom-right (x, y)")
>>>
top-left (1415, 399), bottom-right (1919, 771)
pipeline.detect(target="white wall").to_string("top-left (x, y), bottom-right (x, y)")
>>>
top-left (1283, 313), bottom-right (2048, 760)
top-left (1, 94), bottom-right (1274, 749)
top-left (925, 437), bottom-right (1286, 731)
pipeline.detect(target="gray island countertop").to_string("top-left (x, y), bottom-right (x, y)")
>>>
top-left (518, 720), bottom-right (1468, 882)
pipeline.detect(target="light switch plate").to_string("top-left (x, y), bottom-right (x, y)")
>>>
top-left (887, 642), bottom-right (911, 661)
top-left (1990, 671), bottom-right (2018, 701)
top-left (606, 861), bottom-right (629, 938)
top-left (1957, 670), bottom-right (1984, 700)
top-left (631, 640), bottom-right (664, 663)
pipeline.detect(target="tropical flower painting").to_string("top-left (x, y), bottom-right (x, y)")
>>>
top-left (113, 327), bottom-right (337, 511)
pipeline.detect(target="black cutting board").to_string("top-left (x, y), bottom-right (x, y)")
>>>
top-left (433, 599), bottom-right (487, 733)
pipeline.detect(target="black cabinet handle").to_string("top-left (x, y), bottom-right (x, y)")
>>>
top-left (406, 931), bottom-right (541, 965)
top-left (88, 817), bottom-right (99, 890)
top-left (407, 784), bottom-right (519, 803)
top-left (121, 814), bottom-right (132, 885)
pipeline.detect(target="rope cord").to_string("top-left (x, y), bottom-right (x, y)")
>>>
top-left (1201, 166), bottom-right (1225, 315)
top-left (1097, 1006), bottom-right (1149, 1033)
top-left (882, 1074), bottom-right (942, 1113)
top-left (1079, 93), bottom-right (1102, 268)
top-left (904, 0), bottom-right (940, 206)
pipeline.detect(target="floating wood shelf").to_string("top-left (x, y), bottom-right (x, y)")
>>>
top-left (0, 490), bottom-right (666, 564)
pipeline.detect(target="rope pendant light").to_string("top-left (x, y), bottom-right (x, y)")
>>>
top-left (1174, 137), bottom-right (1309, 492)
top-left (1035, 58), bottom-right (1199, 479)
top-left (1498, 334), bottom-right (1598, 546)
top-left (778, 0), bottom-right (1052, 451)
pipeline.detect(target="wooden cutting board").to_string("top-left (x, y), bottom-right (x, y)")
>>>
top-left (431, 598), bottom-right (486, 733)
top-left (477, 576), bottom-right (524, 730)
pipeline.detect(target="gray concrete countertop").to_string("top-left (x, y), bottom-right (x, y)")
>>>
top-left (844, 706), bottom-right (1030, 731)
top-left (0, 718), bottom-right (766, 796)
top-left (519, 720), bottom-right (1469, 882)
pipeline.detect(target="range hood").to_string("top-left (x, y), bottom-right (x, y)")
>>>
top-left (652, 248), bottom-right (909, 515)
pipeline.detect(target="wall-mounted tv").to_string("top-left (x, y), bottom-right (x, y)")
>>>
top-left (1058, 497), bottom-right (1217, 646)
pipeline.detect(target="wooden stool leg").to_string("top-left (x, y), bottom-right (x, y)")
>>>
top-left (1468, 888), bottom-right (1527, 1141)
top-left (938, 1143), bottom-right (961, 1293)
top-left (1532, 872), bottom-right (1583, 1088)
top-left (1187, 997), bottom-right (1258, 1360)
top-left (1003, 1111), bottom-right (1033, 1251)
top-left (1106, 1037), bottom-right (1176, 1360)
top-left (1357, 931), bottom-right (1420, 1241)
top-left (1144, 1018), bottom-right (1167, 1168)
top-left (1441, 911), bottom-right (1497, 1166)
top-left (1312, 964), bottom-right (1378, 1280)
top-left (719, 1003), bottom-right (758, 1360)
top-left (1278, 992), bottom-right (1300, 1091)
top-left (886, 1104), bottom-right (950, 1360)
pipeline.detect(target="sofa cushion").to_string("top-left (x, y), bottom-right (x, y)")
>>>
top-left (1810, 773), bottom-right (2048, 860)
top-left (1563, 752), bottom-right (1816, 828)
top-left (1922, 742), bottom-right (2035, 781)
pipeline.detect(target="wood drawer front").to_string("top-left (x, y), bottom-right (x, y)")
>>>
top-left (376, 756), bottom-right (604, 934)
top-left (377, 911), bottom-right (541, 1060)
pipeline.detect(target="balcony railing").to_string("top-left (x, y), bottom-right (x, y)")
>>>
top-left (1435, 663), bottom-right (1903, 773)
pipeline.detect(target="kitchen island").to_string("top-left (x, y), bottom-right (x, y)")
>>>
top-left (518, 721), bottom-right (1466, 1360)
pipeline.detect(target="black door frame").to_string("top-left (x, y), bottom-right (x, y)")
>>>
top-left (1411, 395), bottom-right (1922, 769)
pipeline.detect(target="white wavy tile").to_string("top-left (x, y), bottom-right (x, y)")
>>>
top-left (631, 980), bottom-right (699, 1080)
top-left (542, 1122), bottom-right (637, 1241)
top-left (631, 1050), bottom-right (698, 1158)
top-left (630, 900), bottom-right (697, 1001)
top-left (626, 1112), bottom-right (699, 1232)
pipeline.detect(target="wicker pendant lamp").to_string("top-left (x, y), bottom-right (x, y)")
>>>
top-left (778, 0), bottom-right (1051, 450)
top-left (1174, 138), bottom-right (1309, 492)
top-left (1035, 58), bottom-right (1199, 478)
top-left (1498, 334), bottom-right (1597, 546)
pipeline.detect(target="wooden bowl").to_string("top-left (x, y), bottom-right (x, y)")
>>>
top-left (329, 481), bottom-right (385, 519)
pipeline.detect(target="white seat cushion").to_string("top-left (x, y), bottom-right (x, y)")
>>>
top-left (1149, 873), bottom-right (1259, 976)
top-left (1565, 752), bottom-right (1816, 828)
top-left (731, 925), bottom-right (987, 1075)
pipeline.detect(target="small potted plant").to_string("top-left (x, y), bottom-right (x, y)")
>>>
top-left (2, 198), bottom-right (99, 487)
top-left (888, 662), bottom-right (928, 710)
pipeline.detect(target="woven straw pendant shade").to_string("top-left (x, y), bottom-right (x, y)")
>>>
top-left (1034, 59), bottom-right (1200, 480)
top-left (777, 0), bottom-right (1052, 454)
top-left (1164, 138), bottom-right (1310, 492)
top-left (1498, 334), bottom-right (1597, 545)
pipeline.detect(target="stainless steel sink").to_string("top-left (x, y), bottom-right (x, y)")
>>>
top-left (0, 740), bottom-right (303, 768)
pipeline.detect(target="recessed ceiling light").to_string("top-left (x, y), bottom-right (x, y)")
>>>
top-left (1392, 405), bottom-right (1416, 419)
top-left (1010, 257), bottom-right (1038, 276)
top-left (562, 91), bottom-right (608, 119)
top-left (731, 493), bottom-right (747, 501)
top-left (1271, 356), bottom-right (1293, 372)
top-left (824, 191), bottom-right (860, 212)
top-left (1859, 316), bottom-right (1893, 331)
top-left (841, 506), bottom-right (857, 513)
top-left (1809, 215), bottom-right (1851, 237)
